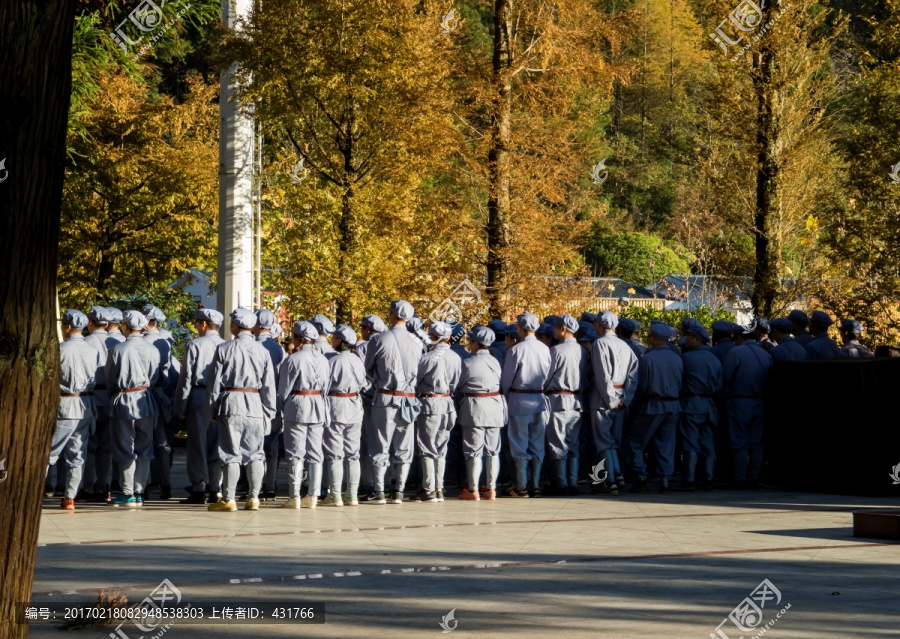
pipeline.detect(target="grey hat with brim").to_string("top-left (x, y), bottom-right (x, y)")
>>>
top-left (62, 309), bottom-right (89, 330)
top-left (390, 300), bottom-right (415, 321)
top-left (123, 310), bottom-right (148, 331)
top-left (292, 320), bottom-right (319, 341)
top-left (195, 308), bottom-right (224, 325)
top-left (333, 324), bottom-right (358, 345)
top-left (256, 308), bottom-right (278, 330)
top-left (230, 307), bottom-right (258, 330)
top-left (468, 326), bottom-right (495, 347)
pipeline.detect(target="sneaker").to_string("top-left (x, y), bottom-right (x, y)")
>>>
top-left (369, 491), bottom-right (387, 504)
top-left (592, 483), bottom-right (618, 495)
top-left (180, 491), bottom-right (207, 505)
top-left (483, 489), bottom-right (496, 500)
top-left (281, 497), bottom-right (301, 509)
top-left (676, 482), bottom-right (696, 492)
top-left (263, 490), bottom-right (277, 501)
top-left (60, 498), bottom-right (75, 510)
top-left (389, 490), bottom-right (403, 504)
top-left (300, 495), bottom-right (317, 508)
top-left (412, 489), bottom-right (438, 502)
top-left (528, 487), bottom-right (542, 498)
top-left (320, 494), bottom-right (344, 507)
top-left (631, 479), bottom-right (648, 494)
top-left (567, 486), bottom-right (580, 496)
top-left (207, 490), bottom-right (223, 503)
top-left (658, 484), bottom-right (670, 494)
top-left (700, 481), bottom-right (714, 492)
top-left (435, 489), bottom-right (445, 502)
top-left (158, 485), bottom-right (171, 500)
top-left (747, 479), bottom-right (760, 490)
top-left (503, 486), bottom-right (529, 498)
top-left (729, 480), bottom-right (748, 491)
top-left (460, 487), bottom-right (480, 501)
top-left (111, 493), bottom-right (139, 508)
top-left (208, 499), bottom-right (238, 512)
top-left (615, 474), bottom-right (626, 488)
top-left (343, 493), bottom-right (359, 506)
top-left (245, 498), bottom-right (261, 511)
top-left (135, 495), bottom-right (144, 506)
top-left (45, 484), bottom-right (54, 498)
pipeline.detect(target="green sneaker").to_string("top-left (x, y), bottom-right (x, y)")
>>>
top-left (112, 493), bottom-right (139, 508)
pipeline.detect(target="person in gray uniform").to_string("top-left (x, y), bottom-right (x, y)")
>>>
top-left (536, 322), bottom-right (556, 348)
top-left (487, 319), bottom-right (508, 367)
top-left (256, 308), bottom-right (287, 500)
top-left (723, 321), bottom-right (773, 489)
top-left (364, 300), bottom-right (423, 504)
top-left (207, 308), bottom-right (276, 512)
top-left (175, 309), bottom-right (225, 504)
top-left (590, 311), bottom-right (639, 495)
top-left (107, 310), bottom-right (161, 507)
top-left (710, 321), bottom-right (736, 364)
top-left (142, 304), bottom-right (176, 499)
top-left (83, 306), bottom-right (112, 501)
top-left (678, 322), bottom-right (722, 491)
top-left (356, 314), bottom-right (387, 500)
top-left (321, 324), bottom-right (368, 507)
top-left (626, 322), bottom-right (683, 494)
top-left (413, 321), bottom-right (462, 502)
top-left (311, 313), bottom-right (337, 359)
top-left (616, 318), bottom-right (647, 360)
top-left (788, 310), bottom-right (813, 347)
top-left (407, 316), bottom-right (431, 354)
top-left (106, 307), bottom-right (126, 344)
top-left (501, 312), bottom-right (551, 498)
top-left (457, 326), bottom-right (506, 500)
top-left (278, 320), bottom-right (331, 509)
top-left (544, 314), bottom-right (588, 496)
top-left (839, 319), bottom-right (874, 358)
top-left (768, 318), bottom-right (808, 363)
top-left (805, 311), bottom-right (844, 360)
top-left (52, 310), bottom-right (101, 510)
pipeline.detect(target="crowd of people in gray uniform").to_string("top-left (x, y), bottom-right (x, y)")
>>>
top-left (50, 301), bottom-right (873, 511)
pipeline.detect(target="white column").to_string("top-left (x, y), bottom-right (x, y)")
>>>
top-left (218, 0), bottom-right (255, 338)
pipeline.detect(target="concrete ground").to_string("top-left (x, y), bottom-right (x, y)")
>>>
top-left (29, 450), bottom-right (900, 638)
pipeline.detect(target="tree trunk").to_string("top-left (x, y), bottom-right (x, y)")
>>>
top-left (336, 182), bottom-right (354, 323)
top-left (0, 1), bottom-right (76, 637)
top-left (750, 5), bottom-right (781, 317)
top-left (486, 0), bottom-right (513, 317)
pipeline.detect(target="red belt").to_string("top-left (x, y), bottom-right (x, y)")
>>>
top-left (545, 390), bottom-right (573, 395)
top-left (117, 386), bottom-right (148, 394)
top-left (292, 390), bottom-right (322, 396)
top-left (510, 388), bottom-right (541, 394)
top-left (420, 393), bottom-right (451, 398)
top-left (327, 391), bottom-right (356, 398)
top-left (228, 388), bottom-right (260, 393)
top-left (61, 392), bottom-right (93, 397)
top-left (378, 389), bottom-right (416, 398)
top-left (613, 384), bottom-right (624, 389)
top-left (465, 391), bottom-right (500, 397)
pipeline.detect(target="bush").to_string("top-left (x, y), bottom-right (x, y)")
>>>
top-left (584, 231), bottom-right (690, 286)
top-left (619, 305), bottom-right (736, 337)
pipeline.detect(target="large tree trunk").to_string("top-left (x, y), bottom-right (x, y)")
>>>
top-left (486, 0), bottom-right (513, 317)
top-left (0, 1), bottom-right (76, 637)
top-left (750, 3), bottom-right (781, 317)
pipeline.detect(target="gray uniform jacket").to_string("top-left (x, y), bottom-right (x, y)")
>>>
top-left (416, 343), bottom-right (462, 415)
top-left (841, 340), bottom-right (874, 358)
top-left (208, 333), bottom-right (276, 421)
top-left (278, 344), bottom-right (331, 424)
top-left (451, 344), bottom-right (472, 362)
top-left (355, 340), bottom-right (375, 404)
top-left (805, 333), bottom-right (844, 360)
top-left (143, 329), bottom-right (172, 385)
top-left (793, 330), bottom-right (813, 347)
top-left (106, 329), bottom-right (126, 345)
top-left (680, 345), bottom-right (722, 414)
top-left (711, 339), bottom-right (735, 365)
top-left (544, 337), bottom-right (587, 412)
top-left (591, 332), bottom-right (639, 411)
top-left (328, 350), bottom-right (367, 424)
top-left (770, 337), bottom-right (807, 363)
top-left (84, 330), bottom-right (110, 409)
top-left (258, 333), bottom-right (287, 377)
top-left (634, 345), bottom-right (683, 415)
top-left (457, 349), bottom-right (506, 427)
top-left (175, 332), bottom-right (223, 416)
top-left (59, 335), bottom-right (101, 420)
top-left (364, 325), bottom-right (422, 409)
top-left (490, 341), bottom-right (507, 369)
top-left (106, 333), bottom-right (161, 420)
top-left (501, 335), bottom-right (551, 416)
top-left (723, 341), bottom-right (772, 399)
top-left (627, 337), bottom-right (648, 360)
top-left (315, 337), bottom-right (337, 360)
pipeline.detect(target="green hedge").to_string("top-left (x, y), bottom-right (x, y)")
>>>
top-left (619, 305), bottom-right (736, 337)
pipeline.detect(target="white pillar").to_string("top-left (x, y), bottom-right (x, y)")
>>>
top-left (218, 0), bottom-right (255, 338)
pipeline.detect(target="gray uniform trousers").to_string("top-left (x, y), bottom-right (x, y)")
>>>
top-left (626, 412), bottom-right (678, 485)
top-left (507, 412), bottom-right (547, 490)
top-left (591, 407), bottom-right (626, 486)
top-left (111, 417), bottom-right (155, 497)
top-left (369, 406), bottom-right (415, 493)
top-left (727, 398), bottom-right (764, 482)
top-left (546, 410), bottom-right (581, 487)
top-left (49, 416), bottom-right (94, 499)
top-left (217, 415), bottom-right (266, 501)
top-left (462, 426), bottom-right (502, 492)
top-left (416, 413), bottom-right (454, 492)
top-left (284, 422), bottom-right (325, 498)
top-left (86, 406), bottom-right (111, 491)
top-left (678, 410), bottom-right (716, 483)
top-left (184, 389), bottom-right (220, 492)
top-left (323, 421), bottom-right (362, 497)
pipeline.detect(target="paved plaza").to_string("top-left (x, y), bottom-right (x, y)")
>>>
top-left (30, 451), bottom-right (900, 638)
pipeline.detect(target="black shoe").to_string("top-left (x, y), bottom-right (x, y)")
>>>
top-left (263, 490), bottom-right (277, 501)
top-left (658, 484), bottom-right (670, 494)
top-left (747, 479), bottom-right (760, 490)
top-left (567, 486), bottom-right (580, 496)
top-left (412, 489), bottom-right (438, 502)
top-left (631, 479), bottom-right (648, 493)
top-left (389, 490), bottom-right (403, 504)
top-left (615, 474), bottom-right (626, 489)
top-left (159, 485), bottom-right (172, 500)
top-left (528, 487), bottom-right (542, 498)
top-left (675, 482), bottom-right (696, 492)
top-left (435, 489), bottom-right (444, 502)
top-left (45, 484), bottom-right (55, 497)
top-left (180, 491), bottom-right (207, 505)
top-left (729, 481), bottom-right (748, 491)
top-left (700, 481), bottom-right (714, 492)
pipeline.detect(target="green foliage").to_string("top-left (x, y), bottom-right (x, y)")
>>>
top-left (96, 287), bottom-right (199, 359)
top-left (620, 304), bottom-right (736, 337)
top-left (584, 231), bottom-right (691, 285)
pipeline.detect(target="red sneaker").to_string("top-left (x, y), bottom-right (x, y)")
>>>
top-left (459, 487), bottom-right (480, 501)
top-left (483, 489), bottom-right (496, 500)
top-left (60, 498), bottom-right (75, 511)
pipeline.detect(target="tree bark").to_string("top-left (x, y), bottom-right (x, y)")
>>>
top-left (0, 1), bottom-right (76, 637)
top-left (486, 0), bottom-right (513, 317)
top-left (750, 3), bottom-right (781, 317)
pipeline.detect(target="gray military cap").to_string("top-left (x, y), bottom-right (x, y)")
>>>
top-left (649, 322), bottom-right (672, 340)
top-left (787, 310), bottom-right (810, 326)
top-left (62, 309), bottom-right (88, 330)
top-left (389, 300), bottom-right (415, 321)
top-left (142, 304), bottom-right (166, 323)
top-left (468, 326), bottom-right (496, 347)
top-left (555, 314), bottom-right (579, 334)
top-left (770, 318), bottom-right (792, 334)
top-left (230, 307), bottom-right (258, 330)
top-left (87, 305), bottom-right (109, 323)
top-left (271, 323), bottom-right (283, 340)
top-left (810, 310), bottom-right (834, 327)
top-left (106, 307), bottom-right (124, 323)
top-left (487, 319), bottom-right (508, 337)
top-left (195, 308), bottom-right (224, 325)
top-left (580, 311), bottom-right (596, 323)
top-left (123, 310), bottom-right (148, 331)
top-left (360, 314), bottom-right (387, 333)
top-left (840, 319), bottom-right (863, 336)
top-left (681, 317), bottom-right (702, 332)
top-left (685, 323), bottom-right (710, 343)
top-left (711, 320), bottom-right (735, 334)
top-left (333, 324), bottom-right (358, 345)
top-left (311, 313), bottom-right (335, 335)
top-left (292, 320), bottom-right (319, 341)
top-left (256, 308), bottom-right (277, 330)
top-left (755, 317), bottom-right (771, 334)
top-left (429, 321), bottom-right (452, 340)
top-left (618, 318), bottom-right (640, 333)
top-left (595, 310), bottom-right (619, 330)
top-left (517, 312), bottom-right (540, 332)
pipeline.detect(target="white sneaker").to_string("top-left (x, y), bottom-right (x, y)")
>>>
top-left (281, 497), bottom-right (301, 509)
top-left (343, 493), bottom-right (359, 506)
top-left (245, 498), bottom-right (260, 511)
top-left (320, 494), bottom-right (343, 507)
top-left (300, 495), bottom-right (318, 509)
